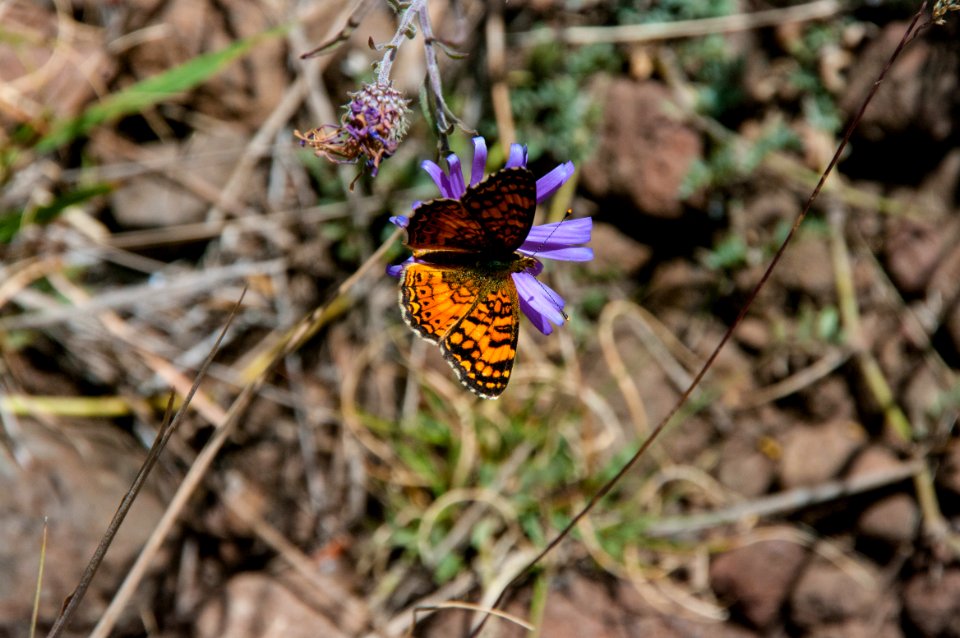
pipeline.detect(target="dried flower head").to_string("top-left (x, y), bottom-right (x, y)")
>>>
top-left (295, 82), bottom-right (410, 182)
top-left (934, 0), bottom-right (959, 24)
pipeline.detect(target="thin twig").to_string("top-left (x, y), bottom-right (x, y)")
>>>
top-left (739, 348), bottom-right (852, 409)
top-left (418, 2), bottom-right (455, 143)
top-left (828, 205), bottom-right (911, 441)
top-left (828, 205), bottom-right (957, 552)
top-left (300, 0), bottom-right (374, 59)
top-left (0, 260), bottom-right (283, 331)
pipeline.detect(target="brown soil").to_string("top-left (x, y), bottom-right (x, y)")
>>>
top-left (1, 1), bottom-right (959, 637)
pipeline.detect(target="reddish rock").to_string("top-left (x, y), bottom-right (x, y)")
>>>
top-left (0, 425), bottom-right (165, 633)
top-left (903, 570), bottom-right (960, 637)
top-left (735, 317), bottom-right (771, 351)
top-left (717, 438), bottom-right (775, 497)
top-left (106, 129), bottom-right (249, 228)
top-left (884, 217), bottom-right (946, 294)
top-left (806, 620), bottom-right (903, 638)
top-left (790, 559), bottom-right (882, 627)
top-left (774, 235), bottom-right (835, 299)
top-left (709, 531), bottom-right (808, 628)
top-left (779, 420), bottom-right (866, 488)
top-left (803, 377), bottom-right (856, 422)
top-left (847, 446), bottom-right (902, 476)
top-left (857, 493), bottom-right (918, 543)
top-left (195, 573), bottom-right (347, 638)
top-left (590, 221), bottom-right (653, 274)
top-left (839, 24), bottom-right (930, 139)
top-left (581, 79), bottom-right (702, 218)
top-left (498, 576), bottom-right (652, 638)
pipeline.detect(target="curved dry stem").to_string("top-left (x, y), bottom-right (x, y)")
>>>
top-left (416, 488), bottom-right (519, 568)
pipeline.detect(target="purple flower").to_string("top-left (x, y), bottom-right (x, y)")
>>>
top-left (390, 137), bottom-right (592, 335)
top-left (295, 82), bottom-right (410, 184)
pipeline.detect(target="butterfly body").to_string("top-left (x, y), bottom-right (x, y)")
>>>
top-left (398, 167), bottom-right (539, 399)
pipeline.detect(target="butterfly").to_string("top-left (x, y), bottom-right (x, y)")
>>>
top-left (397, 167), bottom-right (541, 399)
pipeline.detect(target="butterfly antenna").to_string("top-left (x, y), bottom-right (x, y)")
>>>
top-left (527, 209), bottom-right (571, 259)
top-left (528, 210), bottom-right (572, 321)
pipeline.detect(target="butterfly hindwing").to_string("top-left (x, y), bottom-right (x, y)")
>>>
top-left (400, 262), bottom-right (479, 344)
top-left (400, 261), bottom-right (520, 399)
top-left (440, 277), bottom-right (520, 399)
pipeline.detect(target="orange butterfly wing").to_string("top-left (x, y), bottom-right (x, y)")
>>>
top-left (398, 167), bottom-right (537, 398)
top-left (400, 262), bottom-right (520, 399)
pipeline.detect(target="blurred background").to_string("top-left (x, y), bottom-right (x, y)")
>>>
top-left (1, 0), bottom-right (959, 636)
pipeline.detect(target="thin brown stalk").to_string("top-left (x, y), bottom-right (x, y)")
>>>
top-left (88, 229), bottom-right (400, 638)
top-left (47, 289), bottom-right (242, 638)
top-left (467, 4), bottom-right (931, 635)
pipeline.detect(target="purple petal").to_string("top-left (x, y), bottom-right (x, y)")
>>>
top-left (519, 218), bottom-right (592, 252)
top-left (505, 143), bottom-right (528, 169)
top-left (421, 160), bottom-right (454, 197)
top-left (386, 257), bottom-right (414, 278)
top-left (389, 215), bottom-right (409, 228)
top-left (513, 271), bottom-right (566, 335)
top-left (535, 161), bottom-right (575, 204)
top-left (520, 246), bottom-right (594, 261)
top-left (470, 137), bottom-right (487, 186)
top-left (446, 153), bottom-right (466, 198)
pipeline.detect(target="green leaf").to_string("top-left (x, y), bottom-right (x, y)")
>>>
top-left (434, 553), bottom-right (463, 583)
top-left (35, 24), bottom-right (288, 154)
top-left (1, 183), bottom-right (113, 243)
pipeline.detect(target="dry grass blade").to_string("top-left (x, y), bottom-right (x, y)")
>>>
top-left (514, 0), bottom-right (843, 46)
top-left (29, 518), bottom-right (48, 638)
top-left (828, 207), bottom-right (959, 553)
top-left (412, 601), bottom-right (535, 635)
top-left (0, 260), bottom-right (282, 331)
top-left (645, 461), bottom-right (922, 538)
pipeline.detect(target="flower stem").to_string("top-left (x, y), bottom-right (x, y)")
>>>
top-left (376, 0), bottom-right (427, 85)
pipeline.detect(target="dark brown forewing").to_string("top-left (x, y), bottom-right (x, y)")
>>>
top-left (461, 167), bottom-right (536, 253)
top-left (404, 168), bottom-right (536, 255)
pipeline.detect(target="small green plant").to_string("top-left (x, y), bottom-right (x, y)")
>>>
top-left (509, 43), bottom-right (621, 162)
